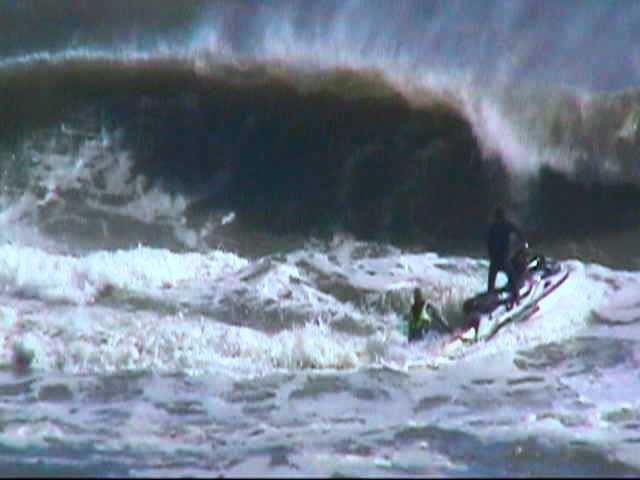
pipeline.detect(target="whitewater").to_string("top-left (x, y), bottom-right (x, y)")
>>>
top-left (1, 0), bottom-right (640, 476)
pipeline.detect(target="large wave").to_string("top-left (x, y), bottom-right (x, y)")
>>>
top-left (1, 0), bottom-right (640, 252)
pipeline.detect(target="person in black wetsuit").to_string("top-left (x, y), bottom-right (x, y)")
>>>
top-left (487, 206), bottom-right (528, 303)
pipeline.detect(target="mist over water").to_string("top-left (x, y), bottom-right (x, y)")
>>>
top-left (0, 1), bottom-right (640, 477)
top-left (6, 0), bottom-right (639, 89)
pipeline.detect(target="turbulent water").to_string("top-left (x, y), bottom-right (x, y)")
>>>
top-left (1, 0), bottom-right (640, 476)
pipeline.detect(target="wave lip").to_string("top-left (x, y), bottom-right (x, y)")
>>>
top-left (1, 39), bottom-right (640, 247)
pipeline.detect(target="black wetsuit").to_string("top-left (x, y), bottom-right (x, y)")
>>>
top-left (487, 219), bottom-right (525, 296)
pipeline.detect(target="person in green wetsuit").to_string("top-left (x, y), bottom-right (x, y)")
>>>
top-left (407, 288), bottom-right (451, 342)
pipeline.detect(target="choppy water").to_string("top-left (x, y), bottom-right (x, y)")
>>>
top-left (1, 0), bottom-right (640, 476)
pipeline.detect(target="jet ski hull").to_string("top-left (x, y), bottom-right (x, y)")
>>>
top-left (454, 256), bottom-right (570, 344)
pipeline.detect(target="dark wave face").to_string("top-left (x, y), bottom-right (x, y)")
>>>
top-left (1, 0), bottom-right (640, 257)
top-left (0, 58), bottom-right (504, 244)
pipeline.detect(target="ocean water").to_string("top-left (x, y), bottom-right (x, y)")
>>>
top-left (1, 0), bottom-right (640, 476)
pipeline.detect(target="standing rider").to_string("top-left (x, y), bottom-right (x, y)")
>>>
top-left (487, 206), bottom-right (529, 305)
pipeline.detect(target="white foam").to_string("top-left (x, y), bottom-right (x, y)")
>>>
top-left (0, 421), bottom-right (67, 449)
top-left (0, 243), bottom-right (247, 305)
top-left (591, 271), bottom-right (640, 325)
top-left (1, 302), bottom-right (378, 376)
top-left (0, 125), bottom-right (211, 252)
top-left (0, 234), bottom-right (635, 377)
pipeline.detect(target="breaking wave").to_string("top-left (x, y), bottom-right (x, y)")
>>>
top-left (1, 51), bottom-right (640, 250)
top-left (0, 0), bottom-right (639, 256)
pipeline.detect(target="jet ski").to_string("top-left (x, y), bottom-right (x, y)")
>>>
top-left (454, 255), bottom-right (570, 344)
